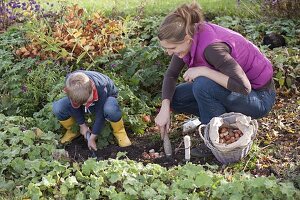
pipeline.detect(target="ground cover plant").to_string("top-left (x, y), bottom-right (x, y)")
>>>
top-left (0, 0), bottom-right (299, 199)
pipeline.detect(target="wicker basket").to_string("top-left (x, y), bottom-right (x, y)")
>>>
top-left (199, 112), bottom-right (258, 164)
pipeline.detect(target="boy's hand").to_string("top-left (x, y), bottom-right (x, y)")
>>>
top-left (87, 133), bottom-right (97, 151)
top-left (79, 124), bottom-right (90, 139)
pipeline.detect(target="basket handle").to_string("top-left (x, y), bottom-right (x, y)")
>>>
top-left (250, 119), bottom-right (258, 140)
top-left (198, 124), bottom-right (218, 151)
top-left (198, 124), bottom-right (209, 144)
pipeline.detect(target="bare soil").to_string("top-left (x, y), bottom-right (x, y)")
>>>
top-left (65, 130), bottom-right (219, 169)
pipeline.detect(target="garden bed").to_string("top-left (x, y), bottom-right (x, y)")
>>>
top-left (65, 89), bottom-right (300, 182)
top-left (65, 130), bottom-right (219, 169)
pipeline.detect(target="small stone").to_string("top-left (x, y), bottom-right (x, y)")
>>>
top-left (149, 149), bottom-right (155, 153)
top-left (149, 152), bottom-right (156, 159)
top-left (142, 152), bottom-right (151, 159)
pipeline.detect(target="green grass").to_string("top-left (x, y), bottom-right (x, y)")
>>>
top-left (38, 0), bottom-right (260, 18)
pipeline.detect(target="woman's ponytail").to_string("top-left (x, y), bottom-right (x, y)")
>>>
top-left (158, 3), bottom-right (204, 42)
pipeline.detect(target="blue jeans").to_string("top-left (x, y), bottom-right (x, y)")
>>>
top-left (171, 77), bottom-right (276, 124)
top-left (52, 96), bottom-right (122, 123)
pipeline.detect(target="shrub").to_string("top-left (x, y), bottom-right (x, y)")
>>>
top-left (260, 0), bottom-right (300, 18)
top-left (16, 5), bottom-right (125, 64)
top-left (0, 0), bottom-right (63, 31)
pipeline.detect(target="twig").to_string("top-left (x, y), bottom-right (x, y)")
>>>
top-left (174, 140), bottom-right (183, 154)
top-left (74, 145), bottom-right (77, 160)
top-left (243, 144), bottom-right (273, 171)
top-left (79, 154), bottom-right (85, 162)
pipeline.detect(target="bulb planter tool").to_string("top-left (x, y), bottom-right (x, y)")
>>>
top-left (163, 133), bottom-right (172, 157)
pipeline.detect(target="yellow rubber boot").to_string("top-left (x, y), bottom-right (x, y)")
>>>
top-left (59, 117), bottom-right (80, 144)
top-left (110, 118), bottom-right (132, 147)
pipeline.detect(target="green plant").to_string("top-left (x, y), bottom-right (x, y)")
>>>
top-left (0, 57), bottom-right (65, 116)
top-left (104, 70), bottom-right (153, 135)
top-left (109, 43), bottom-right (170, 106)
top-left (0, 117), bottom-right (298, 200)
top-left (0, 27), bottom-right (66, 117)
top-left (0, 0), bottom-right (62, 31)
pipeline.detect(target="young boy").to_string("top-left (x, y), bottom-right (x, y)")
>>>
top-left (52, 70), bottom-right (131, 150)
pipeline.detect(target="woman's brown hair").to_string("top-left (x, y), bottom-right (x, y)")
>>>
top-left (158, 3), bottom-right (204, 43)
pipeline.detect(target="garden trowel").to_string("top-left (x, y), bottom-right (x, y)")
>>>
top-left (163, 133), bottom-right (172, 157)
top-left (85, 131), bottom-right (97, 158)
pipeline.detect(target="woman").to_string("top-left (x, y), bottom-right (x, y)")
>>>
top-left (154, 3), bottom-right (276, 139)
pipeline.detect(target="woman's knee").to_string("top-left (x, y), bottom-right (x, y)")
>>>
top-left (170, 90), bottom-right (186, 112)
top-left (170, 100), bottom-right (178, 113)
top-left (192, 76), bottom-right (215, 94)
top-left (171, 91), bottom-right (181, 107)
top-left (172, 82), bottom-right (194, 104)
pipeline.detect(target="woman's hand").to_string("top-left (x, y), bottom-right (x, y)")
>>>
top-left (183, 67), bottom-right (208, 82)
top-left (155, 101), bottom-right (171, 139)
top-left (184, 66), bottom-right (230, 89)
top-left (155, 110), bottom-right (171, 139)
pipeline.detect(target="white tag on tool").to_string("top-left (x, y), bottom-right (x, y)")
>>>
top-left (183, 118), bottom-right (201, 133)
top-left (184, 135), bottom-right (191, 161)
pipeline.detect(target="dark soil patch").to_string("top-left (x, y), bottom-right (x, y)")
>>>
top-left (65, 130), bottom-right (219, 168)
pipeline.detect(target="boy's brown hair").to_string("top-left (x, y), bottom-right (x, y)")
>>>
top-left (65, 72), bottom-right (92, 105)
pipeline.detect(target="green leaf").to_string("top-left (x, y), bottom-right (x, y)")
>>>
top-left (82, 159), bottom-right (97, 176)
top-left (249, 177), bottom-right (266, 188)
top-left (85, 185), bottom-right (100, 200)
top-left (0, 177), bottom-right (15, 192)
top-left (40, 175), bottom-right (56, 187)
top-left (141, 187), bottom-right (157, 199)
top-left (194, 172), bottom-right (213, 188)
top-left (77, 52), bottom-right (87, 64)
top-left (124, 185), bottom-right (138, 196)
top-left (76, 191), bottom-right (86, 200)
top-left (60, 184), bottom-right (69, 196)
top-left (116, 151), bottom-right (128, 159)
top-left (108, 172), bottom-right (121, 184)
top-left (65, 176), bottom-right (78, 188)
top-left (11, 157), bottom-right (25, 174)
top-left (275, 71), bottom-right (283, 79)
top-left (178, 179), bottom-right (194, 189)
top-left (286, 77), bottom-right (292, 87)
top-left (279, 182), bottom-right (297, 198)
top-left (26, 183), bottom-right (42, 200)
top-left (278, 77), bottom-right (285, 86)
